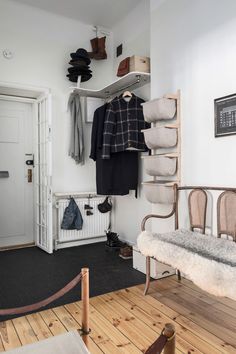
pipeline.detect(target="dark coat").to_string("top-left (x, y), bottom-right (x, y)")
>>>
top-left (90, 104), bottom-right (138, 196)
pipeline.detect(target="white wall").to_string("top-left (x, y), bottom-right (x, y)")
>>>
top-left (113, 0), bottom-right (150, 78)
top-left (111, 0), bottom-right (151, 244)
top-left (150, 0), bottom-right (236, 232)
top-left (0, 0), bottom-right (151, 245)
top-left (0, 0), bottom-right (114, 194)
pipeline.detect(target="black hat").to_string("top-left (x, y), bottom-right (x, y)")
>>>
top-left (70, 48), bottom-right (91, 65)
top-left (67, 73), bottom-right (92, 83)
top-left (97, 197), bottom-right (112, 213)
top-left (68, 66), bottom-right (92, 75)
top-left (69, 59), bottom-right (88, 67)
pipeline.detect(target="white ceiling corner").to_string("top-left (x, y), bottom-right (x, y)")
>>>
top-left (11, 0), bottom-right (143, 28)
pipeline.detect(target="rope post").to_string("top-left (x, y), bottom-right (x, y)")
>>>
top-left (81, 268), bottom-right (90, 335)
top-left (163, 323), bottom-right (175, 354)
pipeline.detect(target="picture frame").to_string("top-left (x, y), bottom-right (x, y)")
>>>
top-left (214, 93), bottom-right (236, 137)
top-left (84, 97), bottom-right (105, 123)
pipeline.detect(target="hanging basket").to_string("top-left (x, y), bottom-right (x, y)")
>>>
top-left (143, 181), bottom-right (175, 204)
top-left (144, 155), bottom-right (177, 177)
top-left (143, 127), bottom-right (177, 149)
top-left (142, 98), bottom-right (176, 123)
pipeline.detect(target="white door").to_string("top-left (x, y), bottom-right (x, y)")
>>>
top-left (35, 94), bottom-right (53, 254)
top-left (0, 99), bottom-right (34, 247)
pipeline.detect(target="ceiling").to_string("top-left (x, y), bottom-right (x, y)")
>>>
top-left (12, 0), bottom-right (143, 28)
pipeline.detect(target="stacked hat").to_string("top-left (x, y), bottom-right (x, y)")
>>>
top-left (67, 48), bottom-right (92, 83)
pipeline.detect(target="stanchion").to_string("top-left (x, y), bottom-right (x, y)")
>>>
top-left (163, 323), bottom-right (175, 354)
top-left (81, 268), bottom-right (90, 335)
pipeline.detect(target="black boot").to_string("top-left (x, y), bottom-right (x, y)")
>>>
top-left (106, 231), bottom-right (126, 248)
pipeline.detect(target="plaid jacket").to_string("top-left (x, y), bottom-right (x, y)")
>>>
top-left (102, 95), bottom-right (150, 159)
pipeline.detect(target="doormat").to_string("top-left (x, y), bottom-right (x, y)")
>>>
top-left (0, 242), bottom-right (145, 322)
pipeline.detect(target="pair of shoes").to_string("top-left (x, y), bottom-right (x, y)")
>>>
top-left (119, 246), bottom-right (133, 260)
top-left (88, 37), bottom-right (107, 60)
top-left (106, 231), bottom-right (126, 248)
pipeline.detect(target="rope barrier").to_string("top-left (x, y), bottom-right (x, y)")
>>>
top-left (145, 333), bottom-right (168, 354)
top-left (0, 272), bottom-right (83, 316)
top-left (145, 324), bottom-right (176, 354)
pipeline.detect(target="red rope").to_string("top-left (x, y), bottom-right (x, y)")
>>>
top-left (0, 272), bottom-right (82, 316)
top-left (145, 334), bottom-right (168, 354)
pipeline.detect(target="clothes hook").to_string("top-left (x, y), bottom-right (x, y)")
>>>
top-left (93, 26), bottom-right (98, 38)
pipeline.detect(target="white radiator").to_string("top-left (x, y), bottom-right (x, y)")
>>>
top-left (55, 194), bottom-right (110, 249)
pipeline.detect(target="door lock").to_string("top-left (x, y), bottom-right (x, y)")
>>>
top-left (28, 169), bottom-right (32, 183)
top-left (25, 153), bottom-right (34, 167)
top-left (26, 160), bottom-right (34, 166)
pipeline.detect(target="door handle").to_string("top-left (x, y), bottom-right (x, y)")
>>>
top-left (0, 171), bottom-right (9, 178)
top-left (28, 169), bottom-right (32, 183)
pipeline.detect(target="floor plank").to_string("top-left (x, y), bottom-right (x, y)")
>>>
top-left (153, 289), bottom-right (236, 346)
top-left (1, 276), bottom-right (236, 353)
top-left (52, 306), bottom-right (80, 331)
top-left (113, 289), bottom-right (221, 354)
top-left (39, 309), bottom-right (67, 336)
top-left (176, 277), bottom-right (236, 310)
top-left (81, 336), bottom-right (104, 354)
top-left (104, 291), bottom-right (216, 354)
top-left (91, 294), bottom-right (158, 353)
top-left (0, 338), bottom-right (4, 352)
top-left (26, 313), bottom-right (52, 341)
top-left (119, 286), bottom-right (236, 354)
top-left (0, 321), bottom-right (21, 351)
top-left (149, 277), bottom-right (236, 350)
top-left (12, 317), bottom-right (38, 346)
top-left (74, 301), bottom-right (142, 354)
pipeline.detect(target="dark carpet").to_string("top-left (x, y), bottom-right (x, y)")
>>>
top-left (0, 242), bottom-right (145, 322)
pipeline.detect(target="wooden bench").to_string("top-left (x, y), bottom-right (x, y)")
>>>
top-left (138, 185), bottom-right (236, 300)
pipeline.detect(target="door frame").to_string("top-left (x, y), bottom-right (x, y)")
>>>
top-left (0, 81), bottom-right (53, 253)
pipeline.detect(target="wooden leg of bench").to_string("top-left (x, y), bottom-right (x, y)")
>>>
top-left (144, 256), bottom-right (150, 295)
top-left (177, 269), bottom-right (181, 281)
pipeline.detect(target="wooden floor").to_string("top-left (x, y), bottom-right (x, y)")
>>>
top-left (0, 276), bottom-right (236, 353)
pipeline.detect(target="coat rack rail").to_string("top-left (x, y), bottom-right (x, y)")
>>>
top-left (70, 71), bottom-right (150, 99)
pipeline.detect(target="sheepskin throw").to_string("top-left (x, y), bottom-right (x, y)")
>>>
top-left (137, 229), bottom-right (236, 300)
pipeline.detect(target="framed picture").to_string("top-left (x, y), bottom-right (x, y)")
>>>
top-left (84, 97), bottom-right (105, 123)
top-left (215, 93), bottom-right (236, 137)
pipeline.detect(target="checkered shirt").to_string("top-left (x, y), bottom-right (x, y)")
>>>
top-left (102, 95), bottom-right (150, 159)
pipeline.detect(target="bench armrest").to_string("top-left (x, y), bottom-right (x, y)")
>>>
top-left (141, 204), bottom-right (176, 231)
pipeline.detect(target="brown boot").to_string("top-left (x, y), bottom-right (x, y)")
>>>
top-left (94, 36), bottom-right (107, 60)
top-left (88, 37), bottom-right (98, 59)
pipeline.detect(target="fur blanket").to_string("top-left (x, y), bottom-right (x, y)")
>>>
top-left (137, 229), bottom-right (236, 300)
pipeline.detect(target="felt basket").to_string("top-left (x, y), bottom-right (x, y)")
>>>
top-left (144, 156), bottom-right (177, 177)
top-left (143, 181), bottom-right (175, 204)
top-left (143, 127), bottom-right (177, 149)
top-left (142, 98), bottom-right (176, 123)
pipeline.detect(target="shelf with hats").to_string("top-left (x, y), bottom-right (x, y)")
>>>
top-left (141, 90), bottom-right (181, 205)
top-left (69, 71), bottom-right (150, 99)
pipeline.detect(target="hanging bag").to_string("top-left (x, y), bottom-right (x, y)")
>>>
top-left (97, 196), bottom-right (112, 213)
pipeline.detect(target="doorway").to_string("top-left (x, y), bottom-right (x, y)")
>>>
top-left (0, 99), bottom-right (34, 247)
top-left (0, 83), bottom-right (53, 254)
